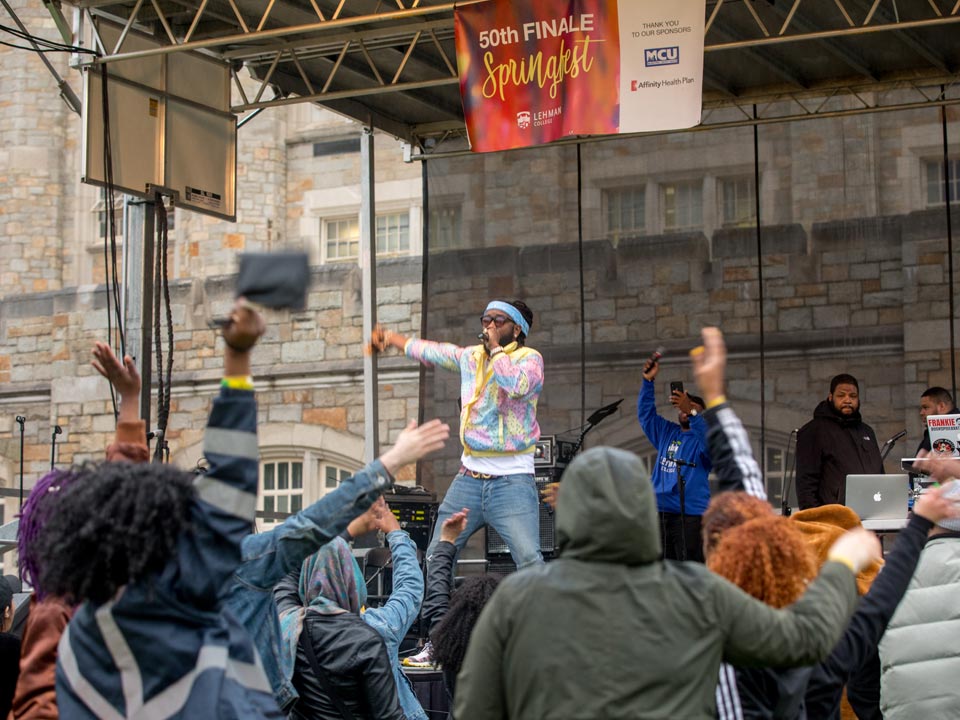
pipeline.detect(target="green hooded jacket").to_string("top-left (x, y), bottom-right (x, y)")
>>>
top-left (455, 447), bottom-right (860, 720)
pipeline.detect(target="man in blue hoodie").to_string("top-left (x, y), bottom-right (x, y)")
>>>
top-left (638, 354), bottom-right (712, 561)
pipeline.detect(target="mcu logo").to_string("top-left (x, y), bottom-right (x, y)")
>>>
top-left (517, 111), bottom-right (531, 129)
top-left (644, 46), bottom-right (679, 67)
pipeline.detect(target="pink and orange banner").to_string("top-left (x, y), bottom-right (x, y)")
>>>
top-left (454, 0), bottom-right (705, 153)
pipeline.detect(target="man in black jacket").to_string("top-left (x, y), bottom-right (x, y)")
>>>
top-left (796, 374), bottom-right (883, 510)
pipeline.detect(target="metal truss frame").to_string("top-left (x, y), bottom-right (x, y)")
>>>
top-left (67, 0), bottom-right (960, 143)
top-left (412, 77), bottom-right (960, 158)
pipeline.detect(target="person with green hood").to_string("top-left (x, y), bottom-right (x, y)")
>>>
top-left (455, 444), bottom-right (881, 720)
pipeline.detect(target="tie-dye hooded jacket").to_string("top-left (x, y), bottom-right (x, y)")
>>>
top-left (405, 339), bottom-right (543, 456)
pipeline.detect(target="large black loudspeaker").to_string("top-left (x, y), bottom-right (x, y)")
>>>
top-left (386, 490), bottom-right (438, 554)
top-left (484, 469), bottom-right (561, 560)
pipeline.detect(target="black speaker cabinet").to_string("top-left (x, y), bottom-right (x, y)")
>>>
top-left (485, 469), bottom-right (561, 566)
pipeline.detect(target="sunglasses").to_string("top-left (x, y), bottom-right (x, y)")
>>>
top-left (480, 314), bottom-right (512, 328)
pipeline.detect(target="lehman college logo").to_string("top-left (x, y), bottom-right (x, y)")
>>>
top-left (517, 111), bottom-right (531, 129)
top-left (644, 46), bottom-right (680, 67)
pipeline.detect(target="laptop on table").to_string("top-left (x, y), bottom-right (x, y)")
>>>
top-left (845, 474), bottom-right (910, 531)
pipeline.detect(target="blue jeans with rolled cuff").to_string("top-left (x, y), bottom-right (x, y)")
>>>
top-left (425, 472), bottom-right (544, 570)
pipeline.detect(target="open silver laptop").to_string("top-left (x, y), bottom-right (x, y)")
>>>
top-left (845, 474), bottom-right (910, 530)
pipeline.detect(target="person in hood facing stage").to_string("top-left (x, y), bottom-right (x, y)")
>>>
top-left (796, 374), bottom-right (883, 510)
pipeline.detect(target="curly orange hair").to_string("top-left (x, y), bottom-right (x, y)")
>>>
top-left (702, 491), bottom-right (772, 557)
top-left (707, 516), bottom-right (818, 608)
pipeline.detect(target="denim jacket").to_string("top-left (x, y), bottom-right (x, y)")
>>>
top-left (363, 530), bottom-right (428, 720)
top-left (222, 460), bottom-right (393, 712)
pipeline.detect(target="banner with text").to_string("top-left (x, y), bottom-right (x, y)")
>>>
top-left (454, 0), bottom-right (705, 153)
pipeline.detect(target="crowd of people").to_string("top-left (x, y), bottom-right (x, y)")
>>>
top-left (1, 298), bottom-right (959, 720)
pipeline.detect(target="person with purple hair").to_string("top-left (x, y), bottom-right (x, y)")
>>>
top-left (11, 342), bottom-right (146, 720)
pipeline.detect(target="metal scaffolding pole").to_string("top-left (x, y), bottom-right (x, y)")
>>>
top-left (361, 127), bottom-right (379, 462)
top-left (125, 197), bottom-right (155, 426)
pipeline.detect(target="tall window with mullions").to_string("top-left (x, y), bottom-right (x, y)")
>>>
top-left (260, 460), bottom-right (303, 528)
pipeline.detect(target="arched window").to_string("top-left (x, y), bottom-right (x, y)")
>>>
top-left (172, 423), bottom-right (365, 532)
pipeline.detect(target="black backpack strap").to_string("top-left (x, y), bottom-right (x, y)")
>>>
top-left (299, 626), bottom-right (356, 720)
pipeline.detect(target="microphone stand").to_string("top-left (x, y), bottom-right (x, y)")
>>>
top-left (671, 456), bottom-right (696, 561)
top-left (16, 416), bottom-right (25, 510)
top-left (570, 399), bottom-right (623, 457)
top-left (880, 429), bottom-right (907, 463)
top-left (781, 429), bottom-right (798, 517)
top-left (50, 425), bottom-right (62, 470)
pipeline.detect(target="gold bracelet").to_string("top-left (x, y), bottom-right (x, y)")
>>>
top-left (705, 395), bottom-right (727, 410)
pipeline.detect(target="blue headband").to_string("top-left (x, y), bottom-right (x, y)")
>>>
top-left (485, 301), bottom-right (530, 336)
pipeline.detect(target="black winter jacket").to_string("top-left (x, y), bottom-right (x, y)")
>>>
top-left (796, 401), bottom-right (882, 509)
top-left (274, 571), bottom-right (404, 720)
top-left (423, 540), bottom-right (459, 701)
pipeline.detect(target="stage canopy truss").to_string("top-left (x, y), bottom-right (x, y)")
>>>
top-left (62, 0), bottom-right (960, 152)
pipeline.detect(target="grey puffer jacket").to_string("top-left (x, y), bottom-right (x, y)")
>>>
top-left (879, 533), bottom-right (960, 720)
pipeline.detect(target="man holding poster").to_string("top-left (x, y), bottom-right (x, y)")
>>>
top-left (454, 0), bottom-right (705, 152)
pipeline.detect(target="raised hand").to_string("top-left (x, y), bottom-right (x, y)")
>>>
top-left (380, 419), bottom-right (450, 477)
top-left (366, 323), bottom-right (408, 355)
top-left (375, 500), bottom-right (402, 534)
top-left (642, 355), bottom-right (660, 382)
top-left (92, 341), bottom-right (140, 399)
top-left (440, 508), bottom-right (469, 544)
top-left (913, 481), bottom-right (960, 524)
top-left (540, 483), bottom-right (560, 510)
top-left (913, 454), bottom-right (960, 484)
top-left (220, 298), bottom-right (265, 379)
top-left (670, 391), bottom-right (695, 414)
top-left (690, 326), bottom-right (726, 406)
top-left (347, 496), bottom-right (386, 539)
top-left (827, 527), bottom-right (882, 574)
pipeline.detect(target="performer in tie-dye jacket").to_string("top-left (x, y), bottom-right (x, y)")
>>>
top-left (370, 299), bottom-right (545, 570)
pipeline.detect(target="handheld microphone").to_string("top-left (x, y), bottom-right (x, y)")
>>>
top-left (645, 346), bottom-right (666, 373)
top-left (477, 332), bottom-right (487, 341)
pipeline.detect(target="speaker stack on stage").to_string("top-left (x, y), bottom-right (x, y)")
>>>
top-left (354, 487), bottom-right (438, 605)
top-left (485, 435), bottom-right (576, 574)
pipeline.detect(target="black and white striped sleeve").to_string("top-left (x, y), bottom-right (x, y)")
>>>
top-left (716, 662), bottom-right (744, 720)
top-left (704, 402), bottom-right (767, 500)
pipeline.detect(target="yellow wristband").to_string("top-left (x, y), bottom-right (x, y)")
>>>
top-left (222, 375), bottom-right (254, 391)
top-left (828, 554), bottom-right (858, 574)
top-left (705, 395), bottom-right (727, 410)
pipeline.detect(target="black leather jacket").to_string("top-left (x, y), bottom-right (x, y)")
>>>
top-left (424, 541), bottom-right (458, 700)
top-left (274, 571), bottom-right (404, 720)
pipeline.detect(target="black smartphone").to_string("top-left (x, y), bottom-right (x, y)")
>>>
top-left (670, 381), bottom-right (684, 395)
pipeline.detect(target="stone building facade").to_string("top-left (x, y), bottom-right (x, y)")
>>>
top-left (2, 0), bottom-right (959, 571)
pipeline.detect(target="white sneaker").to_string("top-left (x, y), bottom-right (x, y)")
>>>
top-left (402, 641), bottom-right (434, 667)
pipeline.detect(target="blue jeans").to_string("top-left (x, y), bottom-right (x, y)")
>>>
top-left (426, 472), bottom-right (544, 569)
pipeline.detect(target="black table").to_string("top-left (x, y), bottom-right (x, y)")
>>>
top-left (404, 667), bottom-right (449, 719)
